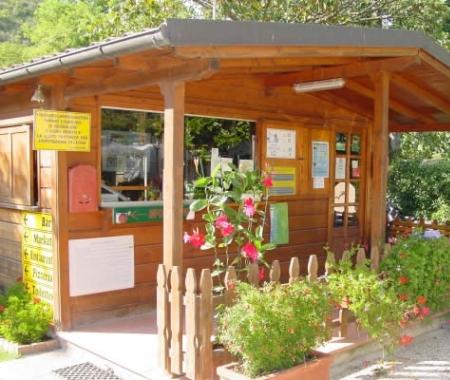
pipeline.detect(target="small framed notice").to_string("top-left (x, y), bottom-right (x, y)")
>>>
top-left (312, 141), bottom-right (329, 178)
top-left (266, 128), bottom-right (296, 159)
top-left (335, 157), bottom-right (346, 180)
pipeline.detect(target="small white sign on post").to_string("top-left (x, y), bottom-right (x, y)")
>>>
top-left (69, 235), bottom-right (134, 296)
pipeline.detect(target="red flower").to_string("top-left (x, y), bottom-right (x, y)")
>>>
top-left (399, 276), bottom-right (409, 285)
top-left (413, 305), bottom-right (421, 316)
top-left (420, 306), bottom-right (430, 318)
top-left (398, 294), bottom-right (408, 302)
top-left (184, 228), bottom-right (205, 248)
top-left (241, 242), bottom-right (259, 263)
top-left (0, 304), bottom-right (5, 313)
top-left (243, 198), bottom-right (256, 218)
top-left (262, 175), bottom-right (273, 188)
top-left (416, 295), bottom-right (427, 305)
top-left (258, 267), bottom-right (265, 282)
top-left (214, 214), bottom-right (235, 237)
top-left (399, 335), bottom-right (414, 346)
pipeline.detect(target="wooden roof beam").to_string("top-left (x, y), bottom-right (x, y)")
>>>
top-left (306, 92), bottom-right (373, 119)
top-left (390, 123), bottom-right (450, 132)
top-left (64, 59), bottom-right (219, 100)
top-left (265, 56), bottom-right (420, 88)
top-left (391, 73), bottom-right (450, 116)
top-left (346, 79), bottom-right (435, 124)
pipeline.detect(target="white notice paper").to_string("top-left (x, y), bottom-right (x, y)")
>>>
top-left (313, 177), bottom-right (325, 189)
top-left (335, 157), bottom-right (346, 180)
top-left (69, 235), bottom-right (134, 296)
top-left (266, 128), bottom-right (296, 159)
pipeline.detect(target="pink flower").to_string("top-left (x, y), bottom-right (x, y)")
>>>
top-left (241, 242), bottom-right (259, 263)
top-left (399, 335), bottom-right (414, 346)
top-left (243, 197), bottom-right (256, 218)
top-left (184, 228), bottom-right (205, 248)
top-left (420, 306), bottom-right (430, 318)
top-left (258, 267), bottom-right (265, 281)
top-left (262, 175), bottom-right (273, 188)
top-left (215, 214), bottom-right (235, 237)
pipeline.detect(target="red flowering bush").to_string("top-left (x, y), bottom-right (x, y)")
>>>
top-left (184, 167), bottom-right (276, 284)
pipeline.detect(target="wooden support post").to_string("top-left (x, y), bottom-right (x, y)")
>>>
top-left (370, 71), bottom-right (390, 269)
top-left (160, 81), bottom-right (185, 269)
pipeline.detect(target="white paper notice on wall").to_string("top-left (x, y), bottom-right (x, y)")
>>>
top-left (69, 235), bottom-right (134, 296)
top-left (313, 177), bottom-right (325, 189)
top-left (266, 128), bottom-right (296, 159)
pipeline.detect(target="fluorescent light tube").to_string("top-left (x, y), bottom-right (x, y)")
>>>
top-left (293, 78), bottom-right (346, 93)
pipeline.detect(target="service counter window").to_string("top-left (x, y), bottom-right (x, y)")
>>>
top-left (101, 108), bottom-right (255, 204)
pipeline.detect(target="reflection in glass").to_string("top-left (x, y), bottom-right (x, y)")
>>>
top-left (334, 182), bottom-right (346, 204)
top-left (334, 206), bottom-right (345, 227)
top-left (348, 182), bottom-right (360, 204)
top-left (336, 133), bottom-right (347, 153)
top-left (351, 134), bottom-right (361, 155)
top-left (348, 206), bottom-right (359, 226)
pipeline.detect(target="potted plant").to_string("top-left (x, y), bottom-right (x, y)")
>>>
top-left (183, 166), bottom-right (276, 290)
top-left (216, 280), bottom-right (332, 380)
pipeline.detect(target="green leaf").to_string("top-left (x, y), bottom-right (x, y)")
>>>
top-left (189, 199), bottom-right (207, 212)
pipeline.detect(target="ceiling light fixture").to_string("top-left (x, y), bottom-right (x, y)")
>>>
top-left (31, 84), bottom-right (46, 103)
top-left (293, 78), bottom-right (346, 93)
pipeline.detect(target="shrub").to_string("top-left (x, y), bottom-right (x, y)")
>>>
top-left (380, 232), bottom-right (450, 311)
top-left (218, 281), bottom-right (331, 377)
top-left (0, 282), bottom-right (52, 344)
top-left (327, 248), bottom-right (408, 351)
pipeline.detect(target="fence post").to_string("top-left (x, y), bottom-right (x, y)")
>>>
top-left (325, 251), bottom-right (335, 276)
top-left (185, 268), bottom-right (199, 379)
top-left (170, 266), bottom-right (183, 376)
top-left (224, 266), bottom-right (237, 306)
top-left (307, 255), bottom-right (318, 282)
top-left (270, 260), bottom-right (281, 283)
top-left (248, 262), bottom-right (259, 286)
top-left (157, 264), bottom-right (171, 374)
top-left (339, 306), bottom-right (350, 338)
top-left (199, 269), bottom-right (213, 380)
top-left (356, 247), bottom-right (366, 267)
top-left (371, 246), bottom-right (380, 270)
top-left (289, 257), bottom-right (300, 283)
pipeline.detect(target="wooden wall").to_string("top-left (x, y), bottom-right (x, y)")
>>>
top-left (0, 208), bottom-right (22, 288)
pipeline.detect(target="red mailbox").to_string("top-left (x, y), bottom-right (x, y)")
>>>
top-left (69, 164), bottom-right (98, 213)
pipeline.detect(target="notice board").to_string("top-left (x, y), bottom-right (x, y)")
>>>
top-left (69, 235), bottom-right (134, 296)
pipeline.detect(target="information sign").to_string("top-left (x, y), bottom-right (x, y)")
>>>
top-left (270, 167), bottom-right (296, 196)
top-left (312, 141), bottom-right (329, 178)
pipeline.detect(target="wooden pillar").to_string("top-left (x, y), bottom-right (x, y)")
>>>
top-left (370, 72), bottom-right (390, 269)
top-left (160, 81), bottom-right (185, 268)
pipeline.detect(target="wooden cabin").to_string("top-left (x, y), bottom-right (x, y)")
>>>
top-left (0, 19), bottom-right (449, 330)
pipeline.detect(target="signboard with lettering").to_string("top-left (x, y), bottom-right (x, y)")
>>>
top-left (22, 211), bottom-right (54, 305)
top-left (33, 109), bottom-right (91, 152)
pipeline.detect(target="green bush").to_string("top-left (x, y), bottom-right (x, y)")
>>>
top-left (327, 248), bottom-right (408, 351)
top-left (218, 281), bottom-right (331, 377)
top-left (388, 159), bottom-right (450, 221)
top-left (0, 282), bottom-right (52, 344)
top-left (380, 232), bottom-right (450, 311)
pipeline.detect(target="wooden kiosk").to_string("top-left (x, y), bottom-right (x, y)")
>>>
top-left (0, 19), bottom-right (449, 330)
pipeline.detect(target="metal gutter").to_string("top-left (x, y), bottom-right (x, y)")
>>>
top-left (0, 25), bottom-right (170, 85)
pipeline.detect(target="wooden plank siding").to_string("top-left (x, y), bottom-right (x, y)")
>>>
top-left (0, 208), bottom-right (22, 288)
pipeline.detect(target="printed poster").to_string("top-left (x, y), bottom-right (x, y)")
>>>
top-left (312, 141), bottom-right (329, 178)
top-left (266, 128), bottom-right (296, 159)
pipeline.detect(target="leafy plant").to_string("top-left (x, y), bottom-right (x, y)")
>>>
top-left (218, 281), bottom-right (331, 377)
top-left (380, 231), bottom-right (450, 311)
top-left (184, 167), bottom-right (275, 285)
top-left (326, 246), bottom-right (409, 353)
top-left (0, 282), bottom-right (52, 344)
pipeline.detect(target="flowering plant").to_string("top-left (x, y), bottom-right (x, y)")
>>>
top-left (184, 166), bottom-right (276, 282)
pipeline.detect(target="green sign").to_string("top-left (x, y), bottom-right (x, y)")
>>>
top-left (113, 204), bottom-right (189, 224)
top-left (270, 203), bottom-right (289, 245)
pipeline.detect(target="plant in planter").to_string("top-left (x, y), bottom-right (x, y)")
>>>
top-left (380, 230), bottom-right (450, 312)
top-left (184, 166), bottom-right (276, 286)
top-left (326, 247), bottom-right (410, 356)
top-left (217, 281), bottom-right (332, 379)
top-left (0, 282), bottom-right (52, 344)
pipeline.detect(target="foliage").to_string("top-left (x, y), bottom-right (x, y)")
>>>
top-left (380, 232), bottom-right (450, 311)
top-left (218, 281), bottom-right (331, 377)
top-left (388, 159), bottom-right (450, 221)
top-left (392, 132), bottom-right (450, 161)
top-left (184, 168), bottom-right (275, 285)
top-left (326, 247), bottom-right (408, 351)
top-left (0, 282), bottom-right (52, 344)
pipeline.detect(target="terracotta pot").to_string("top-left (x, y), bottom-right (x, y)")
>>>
top-left (216, 351), bottom-right (332, 380)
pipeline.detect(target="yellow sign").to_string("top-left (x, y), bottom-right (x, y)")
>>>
top-left (270, 167), bottom-right (296, 196)
top-left (33, 109), bottom-right (91, 152)
top-left (22, 211), bottom-right (54, 305)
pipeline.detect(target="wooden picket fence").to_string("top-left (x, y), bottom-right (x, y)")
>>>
top-left (389, 216), bottom-right (450, 238)
top-left (157, 249), bottom-right (371, 380)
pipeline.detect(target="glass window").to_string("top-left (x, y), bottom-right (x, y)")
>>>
top-left (101, 108), bottom-right (255, 203)
top-left (350, 134), bottom-right (361, 155)
top-left (335, 133), bottom-right (347, 154)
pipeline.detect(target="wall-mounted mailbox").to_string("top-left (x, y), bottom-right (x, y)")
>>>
top-left (69, 165), bottom-right (98, 213)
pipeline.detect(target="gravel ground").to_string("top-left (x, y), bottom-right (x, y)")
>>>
top-left (336, 324), bottom-right (450, 380)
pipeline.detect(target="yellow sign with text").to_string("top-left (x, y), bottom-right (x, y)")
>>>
top-left (270, 167), bottom-right (297, 196)
top-left (33, 109), bottom-right (91, 152)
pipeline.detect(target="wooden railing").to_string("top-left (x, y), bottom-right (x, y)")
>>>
top-left (389, 216), bottom-right (450, 238)
top-left (157, 250), bottom-right (368, 380)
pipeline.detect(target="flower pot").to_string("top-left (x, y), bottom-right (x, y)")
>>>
top-left (216, 351), bottom-right (332, 380)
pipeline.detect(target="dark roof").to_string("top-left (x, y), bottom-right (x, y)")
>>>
top-left (1, 19), bottom-right (449, 85)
